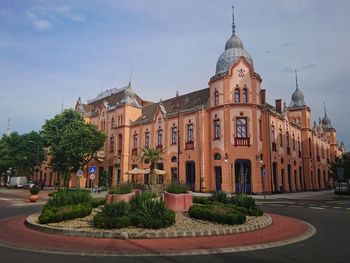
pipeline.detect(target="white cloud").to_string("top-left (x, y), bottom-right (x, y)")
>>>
top-left (33, 19), bottom-right (52, 30)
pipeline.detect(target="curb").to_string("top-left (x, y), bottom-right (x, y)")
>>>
top-left (25, 213), bottom-right (272, 239)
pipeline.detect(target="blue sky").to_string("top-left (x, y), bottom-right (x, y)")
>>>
top-left (1, 0), bottom-right (349, 148)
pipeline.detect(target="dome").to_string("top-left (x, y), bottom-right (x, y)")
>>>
top-left (321, 104), bottom-right (333, 129)
top-left (215, 6), bottom-right (254, 76)
top-left (289, 87), bottom-right (306, 107)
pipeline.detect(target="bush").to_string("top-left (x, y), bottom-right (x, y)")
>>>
top-left (90, 197), bottom-right (106, 208)
top-left (193, 196), bottom-right (211, 205)
top-left (102, 201), bottom-right (129, 217)
top-left (93, 213), bottom-right (131, 229)
top-left (45, 189), bottom-right (92, 208)
top-left (38, 203), bottom-right (92, 224)
top-left (209, 191), bottom-right (229, 204)
top-left (30, 185), bottom-right (40, 195)
top-left (132, 199), bottom-right (175, 229)
top-left (129, 191), bottom-right (156, 212)
top-left (166, 182), bottom-right (189, 194)
top-left (108, 184), bottom-right (132, 195)
top-left (231, 194), bottom-right (257, 210)
top-left (188, 204), bottom-right (246, 225)
top-left (48, 191), bottom-right (56, 197)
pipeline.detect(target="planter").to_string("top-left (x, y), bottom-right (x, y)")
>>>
top-left (164, 191), bottom-right (193, 212)
top-left (106, 192), bottom-right (135, 204)
top-left (133, 189), bottom-right (141, 196)
top-left (28, 194), bottom-right (39, 202)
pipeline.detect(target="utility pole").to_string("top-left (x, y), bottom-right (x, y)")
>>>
top-left (176, 91), bottom-right (180, 182)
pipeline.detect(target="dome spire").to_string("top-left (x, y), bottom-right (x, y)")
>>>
top-left (295, 70), bottom-right (299, 90)
top-left (232, 5), bottom-right (236, 34)
top-left (323, 102), bottom-right (327, 116)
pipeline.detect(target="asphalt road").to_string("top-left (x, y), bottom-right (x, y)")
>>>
top-left (0, 189), bottom-right (349, 263)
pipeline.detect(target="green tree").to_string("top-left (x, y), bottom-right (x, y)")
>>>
top-left (330, 152), bottom-right (350, 183)
top-left (41, 109), bottom-right (106, 189)
top-left (140, 147), bottom-right (163, 194)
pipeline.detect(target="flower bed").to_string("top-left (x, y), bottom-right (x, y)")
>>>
top-left (164, 182), bottom-right (192, 212)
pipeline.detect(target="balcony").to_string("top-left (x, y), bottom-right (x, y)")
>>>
top-left (234, 137), bottom-right (250, 147)
top-left (156, 145), bottom-right (163, 152)
top-left (287, 147), bottom-right (291, 155)
top-left (299, 151), bottom-right (302, 158)
top-left (185, 141), bottom-right (194, 150)
top-left (272, 142), bottom-right (277, 152)
top-left (131, 148), bottom-right (137, 156)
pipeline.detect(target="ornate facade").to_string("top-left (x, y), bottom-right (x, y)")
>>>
top-left (41, 8), bottom-right (344, 193)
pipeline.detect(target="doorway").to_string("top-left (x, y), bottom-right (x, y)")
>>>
top-left (214, 166), bottom-right (222, 191)
top-left (186, 161), bottom-right (196, 191)
top-left (235, 160), bottom-right (252, 194)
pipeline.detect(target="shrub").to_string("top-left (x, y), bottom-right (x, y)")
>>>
top-left (102, 200), bottom-right (129, 217)
top-left (166, 182), bottom-right (190, 194)
top-left (231, 194), bottom-right (256, 210)
top-left (193, 196), bottom-right (211, 205)
top-left (30, 185), bottom-right (40, 195)
top-left (90, 197), bottom-right (106, 208)
top-left (131, 183), bottom-right (147, 191)
top-left (108, 184), bottom-right (133, 195)
top-left (188, 204), bottom-right (246, 225)
top-left (38, 203), bottom-right (92, 224)
top-left (209, 191), bottom-right (229, 204)
top-left (45, 189), bottom-right (91, 208)
top-left (129, 191), bottom-right (157, 212)
top-left (48, 191), bottom-right (56, 197)
top-left (132, 199), bottom-right (175, 229)
top-left (93, 213), bottom-right (131, 229)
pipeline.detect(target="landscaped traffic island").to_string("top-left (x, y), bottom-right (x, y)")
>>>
top-left (26, 187), bottom-right (271, 239)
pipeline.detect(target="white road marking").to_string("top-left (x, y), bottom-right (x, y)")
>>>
top-left (320, 205), bottom-right (328, 208)
top-left (333, 207), bottom-right (342, 209)
top-left (309, 207), bottom-right (325, 210)
top-left (288, 205), bottom-right (303, 208)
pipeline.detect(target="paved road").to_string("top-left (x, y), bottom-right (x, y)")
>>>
top-left (0, 189), bottom-right (349, 263)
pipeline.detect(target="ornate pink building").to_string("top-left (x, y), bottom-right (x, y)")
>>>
top-left (46, 8), bottom-right (344, 194)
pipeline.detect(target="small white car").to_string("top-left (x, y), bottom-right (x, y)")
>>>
top-left (6, 176), bottom-right (28, 189)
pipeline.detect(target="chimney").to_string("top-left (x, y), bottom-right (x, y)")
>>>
top-left (275, 99), bottom-right (282, 113)
top-left (260, 89), bottom-right (266, 105)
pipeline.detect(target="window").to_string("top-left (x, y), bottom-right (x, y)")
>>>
top-left (157, 129), bottom-right (163, 146)
top-left (117, 116), bottom-right (121, 126)
top-left (110, 136), bottom-right (114, 152)
top-left (279, 128), bottom-right (283, 146)
top-left (292, 133), bottom-right (296, 150)
top-left (286, 131), bottom-right (290, 148)
top-left (214, 119), bottom-right (221, 139)
top-left (111, 116), bottom-right (115, 128)
top-left (171, 127), bottom-right (177, 144)
top-left (171, 167), bottom-right (178, 182)
top-left (236, 118), bottom-right (247, 138)
top-left (259, 119), bottom-right (262, 140)
top-left (171, 156), bottom-right (177, 163)
top-left (145, 131), bottom-right (150, 147)
top-left (133, 133), bottom-right (138, 149)
top-left (187, 124), bottom-right (194, 142)
top-left (234, 88), bottom-right (240, 103)
top-left (243, 87), bottom-right (248, 103)
top-left (120, 115), bottom-right (123, 126)
top-left (309, 138), bottom-right (312, 157)
top-left (271, 125), bottom-right (275, 143)
top-left (214, 153), bottom-right (222, 160)
top-left (214, 89), bottom-right (219, 106)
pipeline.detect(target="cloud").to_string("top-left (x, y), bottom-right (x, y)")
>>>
top-left (26, 5), bottom-right (85, 31)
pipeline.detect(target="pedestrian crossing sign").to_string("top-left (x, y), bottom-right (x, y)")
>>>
top-left (89, 166), bottom-right (96, 174)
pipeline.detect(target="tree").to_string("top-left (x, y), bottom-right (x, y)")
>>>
top-left (0, 131), bottom-right (45, 186)
top-left (41, 109), bottom-right (106, 189)
top-left (140, 147), bottom-right (163, 194)
top-left (330, 152), bottom-right (350, 183)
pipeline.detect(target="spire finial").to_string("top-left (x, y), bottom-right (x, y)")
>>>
top-left (323, 102), bottom-right (327, 116)
top-left (295, 70), bottom-right (299, 90)
top-left (232, 5), bottom-right (236, 34)
top-left (128, 70), bottom-right (133, 87)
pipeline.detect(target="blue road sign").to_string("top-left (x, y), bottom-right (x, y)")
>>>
top-left (89, 166), bottom-right (96, 174)
top-left (262, 169), bottom-right (266, 177)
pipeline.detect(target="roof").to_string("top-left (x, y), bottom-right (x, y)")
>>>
top-left (133, 88), bottom-right (210, 124)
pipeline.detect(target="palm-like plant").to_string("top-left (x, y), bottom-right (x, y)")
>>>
top-left (140, 147), bottom-right (163, 186)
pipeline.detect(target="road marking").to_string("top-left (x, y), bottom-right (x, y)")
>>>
top-left (259, 201), bottom-right (295, 204)
top-left (320, 205), bottom-right (328, 208)
top-left (332, 207), bottom-right (342, 209)
top-left (288, 205), bottom-right (303, 208)
top-left (309, 207), bottom-right (325, 210)
top-left (269, 204), bottom-right (283, 207)
top-left (0, 198), bottom-right (11, 201)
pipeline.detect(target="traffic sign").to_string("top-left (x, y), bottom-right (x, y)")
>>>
top-left (89, 173), bottom-right (96, 180)
top-left (77, 169), bottom-right (83, 177)
top-left (89, 166), bottom-right (96, 174)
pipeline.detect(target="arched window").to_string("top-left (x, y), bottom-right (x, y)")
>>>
top-left (234, 88), bottom-right (240, 103)
top-left (171, 156), bottom-right (177, 163)
top-left (243, 87), bottom-right (248, 103)
top-left (111, 116), bottom-right (115, 129)
top-left (110, 135), bottom-right (114, 152)
top-left (214, 89), bottom-right (219, 106)
top-left (214, 153), bottom-right (222, 160)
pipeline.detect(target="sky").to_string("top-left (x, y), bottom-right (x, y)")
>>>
top-left (0, 0), bottom-right (349, 148)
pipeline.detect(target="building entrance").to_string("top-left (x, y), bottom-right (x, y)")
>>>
top-left (186, 161), bottom-right (196, 191)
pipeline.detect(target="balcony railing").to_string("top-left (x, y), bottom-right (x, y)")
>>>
top-left (185, 141), bottom-right (194, 150)
top-left (131, 148), bottom-right (137, 156)
top-left (234, 137), bottom-right (250, 147)
top-left (156, 145), bottom-right (163, 152)
top-left (272, 142), bottom-right (277, 152)
top-left (287, 147), bottom-right (291, 155)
